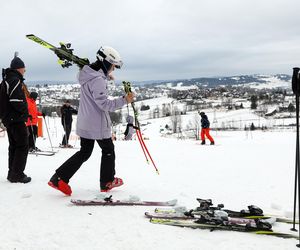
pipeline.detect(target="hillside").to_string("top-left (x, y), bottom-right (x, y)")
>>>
top-left (0, 115), bottom-right (298, 250)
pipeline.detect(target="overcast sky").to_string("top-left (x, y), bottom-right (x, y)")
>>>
top-left (1, 0), bottom-right (300, 82)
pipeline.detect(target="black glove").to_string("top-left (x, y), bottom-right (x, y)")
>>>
top-left (42, 113), bottom-right (46, 118)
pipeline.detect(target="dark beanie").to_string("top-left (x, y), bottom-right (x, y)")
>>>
top-left (10, 57), bottom-right (25, 69)
top-left (30, 92), bottom-right (38, 100)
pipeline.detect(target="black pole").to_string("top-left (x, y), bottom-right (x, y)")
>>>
top-left (29, 124), bottom-right (38, 157)
top-left (291, 68), bottom-right (300, 247)
top-left (294, 93), bottom-right (300, 247)
top-left (291, 93), bottom-right (299, 232)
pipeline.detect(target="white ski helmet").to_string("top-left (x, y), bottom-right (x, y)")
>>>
top-left (96, 46), bottom-right (123, 69)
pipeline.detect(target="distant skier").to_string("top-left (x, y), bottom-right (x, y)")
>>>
top-left (26, 91), bottom-right (44, 152)
top-left (60, 100), bottom-right (77, 148)
top-left (124, 115), bottom-right (138, 140)
top-left (48, 46), bottom-right (134, 195)
top-left (199, 111), bottom-right (215, 145)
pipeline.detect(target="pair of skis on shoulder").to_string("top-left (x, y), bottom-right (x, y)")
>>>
top-left (26, 35), bottom-right (156, 172)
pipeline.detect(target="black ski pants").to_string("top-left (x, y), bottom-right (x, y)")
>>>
top-left (28, 125), bottom-right (38, 149)
top-left (56, 137), bottom-right (116, 186)
top-left (62, 122), bottom-right (72, 146)
top-left (6, 122), bottom-right (29, 179)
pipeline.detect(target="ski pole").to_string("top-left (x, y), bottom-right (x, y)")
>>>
top-left (130, 101), bottom-right (150, 163)
top-left (73, 134), bottom-right (78, 148)
top-left (136, 128), bottom-right (149, 163)
top-left (29, 123), bottom-right (38, 156)
top-left (43, 116), bottom-right (54, 152)
top-left (123, 81), bottom-right (159, 174)
top-left (137, 129), bottom-right (159, 174)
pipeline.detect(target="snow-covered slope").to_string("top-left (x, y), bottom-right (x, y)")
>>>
top-left (0, 117), bottom-right (297, 250)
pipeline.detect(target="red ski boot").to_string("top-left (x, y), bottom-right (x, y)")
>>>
top-left (48, 173), bottom-right (72, 196)
top-left (101, 177), bottom-right (123, 192)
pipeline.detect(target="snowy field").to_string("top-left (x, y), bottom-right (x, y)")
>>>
top-left (0, 118), bottom-right (298, 250)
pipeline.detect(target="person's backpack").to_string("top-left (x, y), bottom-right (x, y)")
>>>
top-left (0, 69), bottom-right (9, 120)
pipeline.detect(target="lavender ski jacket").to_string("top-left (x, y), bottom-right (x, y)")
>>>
top-left (76, 65), bottom-right (127, 139)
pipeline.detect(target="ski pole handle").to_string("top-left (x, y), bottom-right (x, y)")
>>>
top-left (123, 81), bottom-right (132, 94)
top-left (292, 67), bottom-right (300, 95)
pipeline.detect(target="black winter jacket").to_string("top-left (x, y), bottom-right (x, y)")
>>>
top-left (2, 68), bottom-right (28, 126)
top-left (201, 115), bottom-right (210, 128)
top-left (61, 105), bottom-right (78, 126)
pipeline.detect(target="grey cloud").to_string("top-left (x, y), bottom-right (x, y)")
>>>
top-left (1, 0), bottom-right (300, 82)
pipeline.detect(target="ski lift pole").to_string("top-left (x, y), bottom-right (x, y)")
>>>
top-left (123, 81), bottom-right (159, 174)
top-left (291, 68), bottom-right (300, 247)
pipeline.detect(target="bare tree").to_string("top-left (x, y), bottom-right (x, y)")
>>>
top-left (187, 114), bottom-right (200, 140)
top-left (194, 114), bottom-right (201, 140)
top-left (170, 104), bottom-right (182, 133)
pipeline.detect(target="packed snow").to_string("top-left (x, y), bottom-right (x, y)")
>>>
top-left (0, 114), bottom-right (298, 250)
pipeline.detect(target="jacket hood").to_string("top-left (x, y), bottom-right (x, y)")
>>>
top-left (4, 68), bottom-right (25, 81)
top-left (78, 65), bottom-right (106, 86)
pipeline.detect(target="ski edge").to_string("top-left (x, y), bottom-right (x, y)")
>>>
top-left (70, 199), bottom-right (177, 207)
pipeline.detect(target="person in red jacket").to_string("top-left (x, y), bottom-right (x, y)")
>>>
top-left (26, 92), bottom-right (44, 152)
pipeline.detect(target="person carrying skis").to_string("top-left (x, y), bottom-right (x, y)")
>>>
top-left (48, 46), bottom-right (134, 195)
top-left (26, 91), bottom-right (44, 152)
top-left (2, 55), bottom-right (31, 183)
top-left (199, 111), bottom-right (215, 145)
top-left (124, 115), bottom-right (138, 140)
top-left (60, 100), bottom-right (78, 148)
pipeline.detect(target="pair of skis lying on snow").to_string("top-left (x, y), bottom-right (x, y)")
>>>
top-left (28, 149), bottom-right (56, 156)
top-left (71, 197), bottom-right (299, 239)
top-left (28, 146), bottom-right (79, 156)
top-left (146, 207), bottom-right (298, 240)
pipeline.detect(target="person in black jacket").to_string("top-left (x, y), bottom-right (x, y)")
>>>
top-left (199, 111), bottom-right (215, 145)
top-left (124, 115), bottom-right (138, 140)
top-left (2, 56), bottom-right (31, 183)
top-left (60, 100), bottom-right (78, 148)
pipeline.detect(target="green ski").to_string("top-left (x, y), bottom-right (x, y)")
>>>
top-left (150, 218), bottom-right (299, 240)
top-left (26, 34), bottom-right (89, 68)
